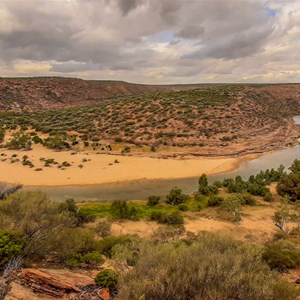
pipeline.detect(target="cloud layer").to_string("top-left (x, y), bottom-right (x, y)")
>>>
top-left (0, 0), bottom-right (299, 83)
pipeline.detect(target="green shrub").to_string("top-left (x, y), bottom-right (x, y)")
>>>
top-left (263, 240), bottom-right (300, 271)
top-left (95, 269), bottom-right (118, 290)
top-left (166, 187), bottom-right (188, 205)
top-left (264, 192), bottom-right (273, 202)
top-left (207, 195), bottom-right (224, 207)
top-left (0, 230), bottom-right (26, 267)
top-left (82, 251), bottom-right (105, 264)
top-left (97, 236), bottom-right (135, 258)
top-left (147, 195), bottom-right (160, 206)
top-left (118, 233), bottom-right (298, 300)
top-left (110, 200), bottom-right (138, 220)
top-left (178, 203), bottom-right (189, 211)
top-left (239, 193), bottom-right (256, 206)
top-left (150, 211), bottom-right (183, 225)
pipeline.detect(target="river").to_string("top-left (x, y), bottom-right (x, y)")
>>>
top-left (23, 117), bottom-right (300, 202)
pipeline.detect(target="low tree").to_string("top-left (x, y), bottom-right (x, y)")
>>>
top-left (165, 187), bottom-right (188, 205)
top-left (277, 159), bottom-right (300, 201)
top-left (273, 198), bottom-right (300, 234)
top-left (147, 195), bottom-right (160, 206)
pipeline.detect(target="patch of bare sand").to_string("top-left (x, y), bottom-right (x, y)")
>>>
top-left (0, 145), bottom-right (244, 186)
top-left (185, 206), bottom-right (277, 243)
top-left (111, 220), bottom-right (161, 238)
top-left (109, 206), bottom-right (278, 243)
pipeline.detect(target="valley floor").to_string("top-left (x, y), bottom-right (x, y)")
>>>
top-left (0, 144), bottom-right (250, 186)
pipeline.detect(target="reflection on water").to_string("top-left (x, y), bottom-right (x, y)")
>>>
top-left (24, 117), bottom-right (300, 202)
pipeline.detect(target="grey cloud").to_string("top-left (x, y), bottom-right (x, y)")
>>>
top-left (0, 0), bottom-right (298, 83)
top-left (177, 25), bottom-right (205, 39)
top-left (116, 0), bottom-right (143, 16)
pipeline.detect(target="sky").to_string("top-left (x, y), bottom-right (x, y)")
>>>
top-left (0, 0), bottom-right (299, 84)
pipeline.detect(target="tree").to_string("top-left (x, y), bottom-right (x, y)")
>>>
top-left (277, 159), bottom-right (300, 201)
top-left (220, 195), bottom-right (242, 224)
top-left (165, 187), bottom-right (187, 205)
top-left (273, 198), bottom-right (300, 234)
top-left (147, 195), bottom-right (160, 206)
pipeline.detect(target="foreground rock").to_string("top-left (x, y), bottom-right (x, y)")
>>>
top-left (4, 268), bottom-right (110, 300)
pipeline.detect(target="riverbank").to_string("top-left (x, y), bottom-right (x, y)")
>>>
top-left (0, 144), bottom-right (255, 186)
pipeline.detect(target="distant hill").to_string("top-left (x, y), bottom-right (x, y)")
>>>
top-left (0, 77), bottom-right (204, 111)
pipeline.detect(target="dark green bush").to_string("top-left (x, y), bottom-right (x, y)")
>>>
top-left (178, 203), bottom-right (189, 211)
top-left (110, 200), bottom-right (138, 220)
top-left (263, 192), bottom-right (273, 202)
top-left (95, 269), bottom-right (118, 290)
top-left (0, 230), bottom-right (26, 267)
top-left (166, 187), bottom-right (188, 205)
top-left (150, 211), bottom-right (183, 225)
top-left (147, 195), bottom-right (160, 206)
top-left (207, 195), bottom-right (224, 207)
top-left (239, 193), bottom-right (256, 206)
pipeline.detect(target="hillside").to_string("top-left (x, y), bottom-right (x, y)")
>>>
top-left (0, 79), bottom-right (300, 156)
top-left (0, 77), bottom-right (202, 111)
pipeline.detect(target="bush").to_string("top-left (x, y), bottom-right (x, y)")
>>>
top-left (166, 187), bottom-right (188, 205)
top-left (207, 195), bottom-right (224, 207)
top-left (97, 236), bottom-right (135, 258)
top-left (0, 230), bottom-right (26, 267)
top-left (59, 198), bottom-right (95, 226)
top-left (263, 240), bottom-right (300, 271)
top-left (239, 193), bottom-right (256, 206)
top-left (150, 211), bottom-right (183, 225)
top-left (95, 220), bottom-right (111, 237)
top-left (118, 233), bottom-right (298, 300)
top-left (263, 192), bottom-right (273, 202)
top-left (178, 203), bottom-right (189, 211)
top-left (95, 269), bottom-right (118, 290)
top-left (110, 200), bottom-right (138, 220)
top-left (147, 195), bottom-right (160, 206)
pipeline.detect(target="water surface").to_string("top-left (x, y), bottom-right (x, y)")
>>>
top-left (24, 117), bottom-right (300, 202)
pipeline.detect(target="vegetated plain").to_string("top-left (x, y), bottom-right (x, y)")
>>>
top-left (1, 161), bottom-right (300, 299)
top-left (1, 78), bottom-right (300, 299)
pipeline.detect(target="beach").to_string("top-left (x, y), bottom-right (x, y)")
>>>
top-left (0, 145), bottom-right (245, 186)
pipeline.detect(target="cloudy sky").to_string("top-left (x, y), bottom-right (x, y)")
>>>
top-left (0, 0), bottom-right (299, 83)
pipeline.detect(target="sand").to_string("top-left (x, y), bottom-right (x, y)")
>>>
top-left (0, 145), bottom-right (246, 186)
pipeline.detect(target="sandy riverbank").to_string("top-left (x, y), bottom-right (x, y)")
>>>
top-left (0, 145), bottom-right (253, 186)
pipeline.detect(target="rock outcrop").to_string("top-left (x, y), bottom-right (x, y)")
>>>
top-left (4, 268), bottom-right (110, 300)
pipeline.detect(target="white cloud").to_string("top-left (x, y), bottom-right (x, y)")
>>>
top-left (0, 0), bottom-right (299, 83)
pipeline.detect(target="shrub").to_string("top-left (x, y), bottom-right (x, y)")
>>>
top-left (118, 233), bottom-right (298, 300)
top-left (263, 240), bottom-right (300, 271)
top-left (110, 200), bottom-right (138, 220)
top-left (207, 195), bottom-right (224, 207)
top-left (59, 198), bottom-right (95, 226)
top-left (97, 236), bottom-right (135, 258)
top-left (166, 187), bottom-right (188, 205)
top-left (178, 203), bottom-right (189, 211)
top-left (263, 192), bottom-right (273, 202)
top-left (150, 211), bottom-right (183, 225)
top-left (147, 195), bottom-right (160, 206)
top-left (95, 269), bottom-right (118, 290)
top-left (239, 193), bottom-right (256, 206)
top-left (95, 220), bottom-right (111, 238)
top-left (0, 230), bottom-right (26, 267)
